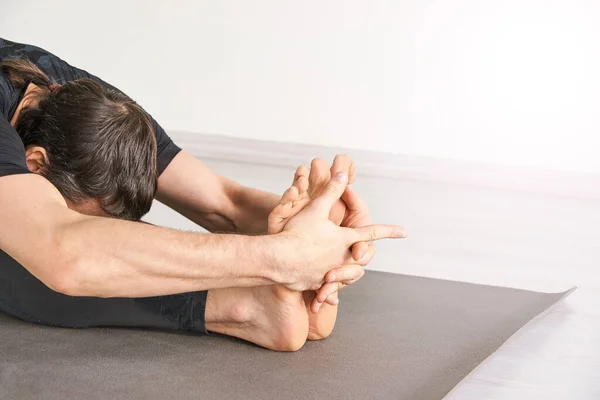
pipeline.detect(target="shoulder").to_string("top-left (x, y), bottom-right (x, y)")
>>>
top-left (0, 37), bottom-right (89, 84)
top-left (0, 71), bottom-right (16, 120)
top-left (0, 40), bottom-right (19, 120)
top-left (0, 116), bottom-right (28, 177)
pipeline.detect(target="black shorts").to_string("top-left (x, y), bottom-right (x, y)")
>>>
top-left (0, 250), bottom-right (207, 333)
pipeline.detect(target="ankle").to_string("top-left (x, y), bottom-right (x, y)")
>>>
top-left (205, 289), bottom-right (255, 326)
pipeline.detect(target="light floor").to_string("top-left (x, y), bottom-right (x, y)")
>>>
top-left (145, 158), bottom-right (600, 400)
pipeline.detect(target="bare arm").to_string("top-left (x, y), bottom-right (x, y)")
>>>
top-left (0, 173), bottom-right (280, 298)
top-left (0, 172), bottom-right (396, 299)
top-left (156, 151), bottom-right (279, 234)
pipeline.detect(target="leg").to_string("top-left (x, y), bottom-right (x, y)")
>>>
top-left (0, 249), bottom-right (209, 332)
top-left (1, 246), bottom-right (308, 351)
top-left (1, 247), bottom-right (309, 351)
top-left (0, 163), bottom-right (337, 351)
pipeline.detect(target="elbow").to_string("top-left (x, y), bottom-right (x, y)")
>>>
top-left (42, 255), bottom-right (86, 297)
top-left (40, 231), bottom-right (96, 297)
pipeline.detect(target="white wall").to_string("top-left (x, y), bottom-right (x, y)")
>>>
top-left (3, 0), bottom-right (600, 173)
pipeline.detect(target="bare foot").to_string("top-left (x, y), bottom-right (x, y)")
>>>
top-left (268, 163), bottom-right (339, 341)
top-left (205, 284), bottom-right (308, 352)
top-left (204, 166), bottom-right (314, 351)
top-left (205, 162), bottom-right (339, 350)
top-left (268, 165), bottom-right (311, 234)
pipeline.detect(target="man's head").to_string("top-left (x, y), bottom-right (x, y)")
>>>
top-left (3, 58), bottom-right (157, 221)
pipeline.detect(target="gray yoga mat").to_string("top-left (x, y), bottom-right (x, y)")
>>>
top-left (0, 271), bottom-right (571, 400)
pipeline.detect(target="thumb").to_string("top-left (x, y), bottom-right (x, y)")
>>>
top-left (341, 185), bottom-right (365, 214)
top-left (348, 224), bottom-right (407, 244)
top-left (312, 172), bottom-right (349, 215)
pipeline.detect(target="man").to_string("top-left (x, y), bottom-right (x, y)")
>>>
top-left (0, 38), bottom-right (405, 351)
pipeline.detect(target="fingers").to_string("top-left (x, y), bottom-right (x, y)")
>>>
top-left (343, 268), bottom-right (366, 286)
top-left (312, 170), bottom-right (350, 215)
top-left (308, 158), bottom-right (331, 199)
top-left (330, 154), bottom-right (353, 185)
top-left (309, 155), bottom-right (355, 200)
top-left (349, 160), bottom-right (356, 185)
top-left (341, 185), bottom-right (366, 214)
top-left (324, 291), bottom-right (339, 307)
top-left (324, 264), bottom-right (363, 284)
top-left (312, 268), bottom-right (366, 313)
top-left (312, 282), bottom-right (343, 313)
top-left (351, 241), bottom-right (370, 261)
top-left (348, 224), bottom-right (407, 244)
top-left (313, 281), bottom-right (344, 312)
top-left (353, 243), bottom-right (376, 266)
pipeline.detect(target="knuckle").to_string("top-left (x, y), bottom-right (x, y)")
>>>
top-left (369, 228), bottom-right (379, 242)
top-left (324, 185), bottom-right (340, 196)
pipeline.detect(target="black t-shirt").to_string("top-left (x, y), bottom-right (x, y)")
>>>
top-left (0, 37), bottom-right (181, 178)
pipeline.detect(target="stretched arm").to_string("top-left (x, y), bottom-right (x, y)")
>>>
top-left (0, 174), bottom-right (392, 299)
top-left (0, 174), bottom-right (282, 298)
top-left (156, 151), bottom-right (280, 234)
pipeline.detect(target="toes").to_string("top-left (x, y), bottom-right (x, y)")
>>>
top-left (281, 186), bottom-right (299, 205)
top-left (330, 155), bottom-right (353, 184)
top-left (287, 185), bottom-right (300, 203)
top-left (294, 165), bottom-right (309, 184)
top-left (292, 165), bottom-right (310, 201)
top-left (267, 204), bottom-right (285, 234)
top-left (309, 158), bottom-right (331, 198)
top-left (294, 176), bottom-right (309, 198)
top-left (279, 188), bottom-right (291, 205)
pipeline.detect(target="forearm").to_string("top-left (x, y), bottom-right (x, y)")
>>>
top-left (56, 214), bottom-right (283, 298)
top-left (156, 151), bottom-right (278, 234)
top-left (230, 186), bottom-right (280, 234)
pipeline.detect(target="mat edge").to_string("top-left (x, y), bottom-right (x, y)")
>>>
top-left (442, 286), bottom-right (577, 399)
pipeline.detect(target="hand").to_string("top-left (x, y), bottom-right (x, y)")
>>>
top-left (312, 184), bottom-right (378, 312)
top-left (306, 157), bottom-right (356, 226)
top-left (304, 155), bottom-right (378, 312)
top-left (276, 171), bottom-right (406, 292)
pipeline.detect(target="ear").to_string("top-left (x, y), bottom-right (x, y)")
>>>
top-left (10, 82), bottom-right (46, 127)
top-left (25, 146), bottom-right (49, 174)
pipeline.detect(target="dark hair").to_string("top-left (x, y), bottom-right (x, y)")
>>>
top-left (2, 58), bottom-right (157, 221)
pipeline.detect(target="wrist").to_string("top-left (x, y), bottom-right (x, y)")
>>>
top-left (260, 232), bottom-right (297, 286)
